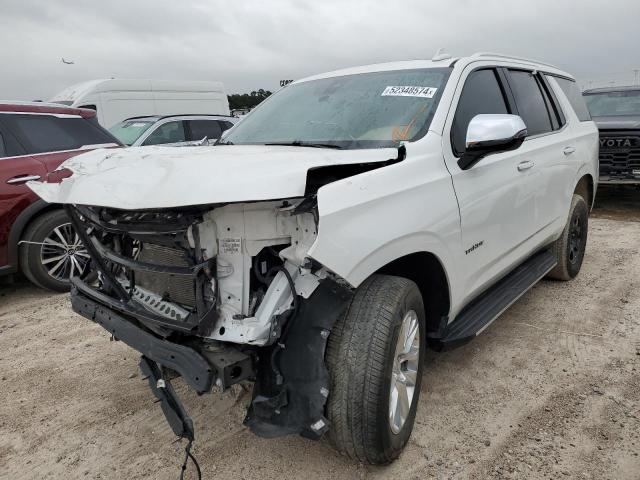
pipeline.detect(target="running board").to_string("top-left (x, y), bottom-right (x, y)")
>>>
top-left (428, 249), bottom-right (556, 351)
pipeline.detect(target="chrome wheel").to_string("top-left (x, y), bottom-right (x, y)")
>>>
top-left (40, 223), bottom-right (90, 282)
top-left (389, 309), bottom-right (420, 434)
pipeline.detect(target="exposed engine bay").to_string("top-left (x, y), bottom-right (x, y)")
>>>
top-left (65, 197), bottom-right (353, 441)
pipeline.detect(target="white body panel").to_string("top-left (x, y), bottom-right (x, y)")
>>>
top-left (33, 54), bottom-right (599, 337)
top-left (49, 79), bottom-right (230, 128)
top-left (28, 145), bottom-right (398, 210)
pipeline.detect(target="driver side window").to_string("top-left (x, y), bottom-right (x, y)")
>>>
top-left (451, 69), bottom-right (509, 156)
top-left (142, 121), bottom-right (187, 146)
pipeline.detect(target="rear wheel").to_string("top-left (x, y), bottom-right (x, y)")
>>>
top-left (326, 274), bottom-right (426, 464)
top-left (547, 194), bottom-right (588, 281)
top-left (19, 210), bottom-right (93, 292)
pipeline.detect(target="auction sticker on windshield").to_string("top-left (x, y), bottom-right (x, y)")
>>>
top-left (381, 86), bottom-right (438, 98)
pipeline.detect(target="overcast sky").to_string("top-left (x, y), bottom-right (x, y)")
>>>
top-left (1, 0), bottom-right (639, 100)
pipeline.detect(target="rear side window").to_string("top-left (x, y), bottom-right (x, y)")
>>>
top-left (0, 132), bottom-right (6, 157)
top-left (3, 114), bottom-right (116, 154)
top-left (507, 70), bottom-right (553, 136)
top-left (451, 69), bottom-right (509, 156)
top-left (187, 120), bottom-right (222, 141)
top-left (142, 121), bottom-right (187, 146)
top-left (553, 77), bottom-right (591, 121)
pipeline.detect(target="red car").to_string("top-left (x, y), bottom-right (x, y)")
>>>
top-left (0, 102), bottom-right (121, 291)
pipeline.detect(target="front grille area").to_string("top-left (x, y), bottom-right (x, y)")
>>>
top-left (599, 132), bottom-right (640, 181)
top-left (136, 243), bottom-right (196, 307)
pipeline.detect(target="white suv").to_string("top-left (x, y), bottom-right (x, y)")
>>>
top-left (30, 52), bottom-right (598, 466)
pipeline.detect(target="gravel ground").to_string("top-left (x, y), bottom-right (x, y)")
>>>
top-left (1, 186), bottom-right (639, 480)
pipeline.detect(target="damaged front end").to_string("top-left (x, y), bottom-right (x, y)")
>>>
top-left (65, 198), bottom-right (352, 441)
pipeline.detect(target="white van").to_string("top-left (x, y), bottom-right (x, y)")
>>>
top-left (49, 79), bottom-right (230, 128)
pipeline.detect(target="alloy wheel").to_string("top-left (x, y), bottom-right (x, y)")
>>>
top-left (389, 309), bottom-right (420, 434)
top-left (40, 223), bottom-right (91, 282)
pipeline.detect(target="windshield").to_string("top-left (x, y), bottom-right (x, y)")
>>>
top-left (109, 120), bottom-right (154, 146)
top-left (584, 90), bottom-right (640, 117)
top-left (222, 68), bottom-right (451, 149)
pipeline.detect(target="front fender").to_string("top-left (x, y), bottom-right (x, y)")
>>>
top-left (307, 140), bottom-right (462, 305)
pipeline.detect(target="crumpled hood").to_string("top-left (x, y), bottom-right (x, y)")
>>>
top-left (592, 115), bottom-right (640, 130)
top-left (28, 144), bottom-right (398, 210)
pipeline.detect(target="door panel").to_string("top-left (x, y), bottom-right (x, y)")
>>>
top-left (505, 70), bottom-right (576, 240)
top-left (445, 147), bottom-right (537, 301)
top-left (443, 67), bottom-right (538, 304)
top-left (0, 156), bottom-right (48, 267)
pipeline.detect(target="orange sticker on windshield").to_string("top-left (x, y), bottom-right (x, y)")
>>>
top-left (392, 125), bottom-right (411, 141)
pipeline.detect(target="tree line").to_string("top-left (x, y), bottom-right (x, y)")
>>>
top-left (228, 89), bottom-right (272, 110)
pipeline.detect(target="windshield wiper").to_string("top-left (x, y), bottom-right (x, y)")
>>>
top-left (264, 141), bottom-right (345, 150)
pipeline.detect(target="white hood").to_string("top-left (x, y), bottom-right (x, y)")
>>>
top-left (29, 144), bottom-right (398, 210)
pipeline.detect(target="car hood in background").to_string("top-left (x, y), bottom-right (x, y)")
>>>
top-left (28, 145), bottom-right (398, 210)
top-left (592, 115), bottom-right (640, 130)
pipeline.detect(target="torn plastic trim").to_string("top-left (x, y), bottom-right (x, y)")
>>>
top-left (139, 357), bottom-right (196, 441)
top-left (245, 277), bottom-right (353, 439)
top-left (71, 276), bottom-right (199, 333)
top-left (75, 204), bottom-right (206, 235)
top-left (65, 205), bottom-right (217, 334)
top-left (71, 284), bottom-right (214, 391)
top-left (89, 234), bottom-right (212, 277)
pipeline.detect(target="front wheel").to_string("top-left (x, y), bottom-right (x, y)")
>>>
top-left (547, 193), bottom-right (589, 281)
top-left (19, 210), bottom-right (94, 292)
top-left (326, 274), bottom-right (426, 464)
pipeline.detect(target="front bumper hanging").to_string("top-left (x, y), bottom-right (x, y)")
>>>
top-left (71, 280), bottom-right (215, 393)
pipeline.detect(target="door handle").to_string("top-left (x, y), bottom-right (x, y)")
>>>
top-left (6, 174), bottom-right (41, 185)
top-left (517, 160), bottom-right (534, 172)
top-left (563, 146), bottom-right (576, 155)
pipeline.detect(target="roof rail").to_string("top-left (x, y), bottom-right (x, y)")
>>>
top-left (470, 52), bottom-right (560, 70)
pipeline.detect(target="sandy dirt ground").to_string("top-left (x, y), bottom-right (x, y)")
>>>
top-left (1, 186), bottom-right (639, 480)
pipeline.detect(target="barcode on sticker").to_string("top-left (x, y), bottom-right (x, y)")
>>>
top-left (381, 86), bottom-right (437, 98)
top-left (220, 238), bottom-right (241, 255)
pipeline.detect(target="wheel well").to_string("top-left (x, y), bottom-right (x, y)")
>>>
top-left (8, 201), bottom-right (62, 268)
top-left (574, 174), bottom-right (593, 208)
top-left (375, 252), bottom-right (450, 333)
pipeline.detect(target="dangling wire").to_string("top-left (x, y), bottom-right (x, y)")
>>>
top-left (178, 439), bottom-right (202, 480)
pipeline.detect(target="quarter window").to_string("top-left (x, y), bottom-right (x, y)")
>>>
top-left (451, 69), bottom-right (509, 156)
top-left (221, 121), bottom-right (235, 132)
top-left (507, 70), bottom-right (553, 136)
top-left (553, 77), bottom-right (591, 121)
top-left (0, 132), bottom-right (5, 157)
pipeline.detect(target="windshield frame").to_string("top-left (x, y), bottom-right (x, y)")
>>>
top-left (584, 89), bottom-right (640, 117)
top-left (221, 67), bottom-right (452, 150)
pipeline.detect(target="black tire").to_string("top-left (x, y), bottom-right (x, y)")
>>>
top-left (326, 274), bottom-right (426, 464)
top-left (19, 210), bottom-right (93, 292)
top-left (547, 194), bottom-right (589, 281)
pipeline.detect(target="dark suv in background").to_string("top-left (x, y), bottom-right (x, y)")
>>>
top-left (0, 102), bottom-right (120, 291)
top-left (584, 86), bottom-right (640, 184)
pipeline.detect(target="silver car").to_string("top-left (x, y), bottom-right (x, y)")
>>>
top-left (109, 114), bottom-right (238, 147)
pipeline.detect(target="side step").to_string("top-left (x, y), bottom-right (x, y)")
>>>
top-left (428, 249), bottom-right (556, 351)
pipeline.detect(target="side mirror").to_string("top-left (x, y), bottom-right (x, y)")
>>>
top-left (457, 114), bottom-right (527, 170)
